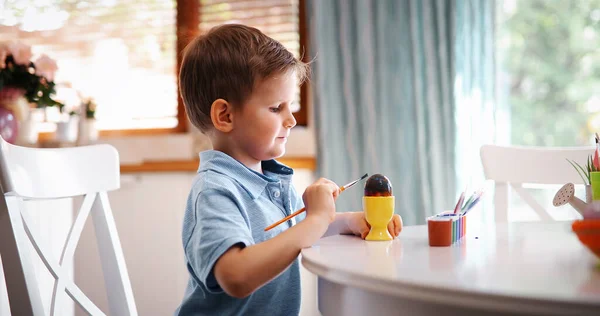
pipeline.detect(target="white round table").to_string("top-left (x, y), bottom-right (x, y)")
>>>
top-left (301, 222), bottom-right (600, 316)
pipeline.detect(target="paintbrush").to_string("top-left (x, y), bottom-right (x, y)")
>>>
top-left (264, 173), bottom-right (368, 231)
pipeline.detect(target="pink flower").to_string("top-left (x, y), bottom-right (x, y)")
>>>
top-left (0, 43), bottom-right (9, 68)
top-left (8, 42), bottom-right (33, 66)
top-left (0, 43), bottom-right (8, 69)
top-left (34, 54), bottom-right (58, 82)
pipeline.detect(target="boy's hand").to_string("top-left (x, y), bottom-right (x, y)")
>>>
top-left (346, 212), bottom-right (403, 239)
top-left (303, 178), bottom-right (340, 224)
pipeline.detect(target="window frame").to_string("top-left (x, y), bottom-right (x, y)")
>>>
top-left (297, 0), bottom-right (309, 126)
top-left (37, 0), bottom-right (308, 141)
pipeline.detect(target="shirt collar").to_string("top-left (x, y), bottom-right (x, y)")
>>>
top-left (198, 150), bottom-right (294, 199)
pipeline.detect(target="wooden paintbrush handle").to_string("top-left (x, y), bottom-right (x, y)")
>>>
top-left (264, 207), bottom-right (306, 231)
top-left (264, 186), bottom-right (348, 232)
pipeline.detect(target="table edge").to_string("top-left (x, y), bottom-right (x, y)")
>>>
top-left (300, 250), bottom-right (600, 315)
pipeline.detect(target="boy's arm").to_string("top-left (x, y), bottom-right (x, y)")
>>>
top-left (323, 212), bottom-right (356, 237)
top-left (214, 179), bottom-right (338, 299)
top-left (291, 185), bottom-right (355, 236)
top-left (214, 214), bottom-right (328, 298)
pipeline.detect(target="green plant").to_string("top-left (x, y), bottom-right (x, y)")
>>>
top-left (567, 155), bottom-right (599, 185)
top-left (0, 43), bottom-right (63, 110)
top-left (81, 98), bottom-right (96, 119)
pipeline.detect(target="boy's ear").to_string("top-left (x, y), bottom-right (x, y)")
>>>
top-left (210, 99), bottom-right (234, 133)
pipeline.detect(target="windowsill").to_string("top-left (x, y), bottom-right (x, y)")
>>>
top-left (37, 125), bottom-right (317, 172)
top-left (120, 156), bottom-right (316, 173)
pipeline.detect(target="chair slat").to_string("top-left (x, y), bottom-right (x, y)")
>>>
top-left (60, 193), bottom-right (97, 267)
top-left (65, 285), bottom-right (106, 315)
top-left (511, 184), bottom-right (553, 221)
top-left (2, 196), bottom-right (46, 315)
top-left (481, 145), bottom-right (593, 223)
top-left (63, 276), bottom-right (107, 316)
top-left (0, 139), bottom-right (120, 199)
top-left (481, 145), bottom-right (594, 185)
top-left (51, 193), bottom-right (97, 316)
top-left (92, 193), bottom-right (138, 316)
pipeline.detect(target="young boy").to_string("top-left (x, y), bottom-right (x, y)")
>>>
top-left (175, 24), bottom-right (402, 316)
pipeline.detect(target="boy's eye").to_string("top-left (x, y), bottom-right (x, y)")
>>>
top-left (269, 105), bottom-right (282, 113)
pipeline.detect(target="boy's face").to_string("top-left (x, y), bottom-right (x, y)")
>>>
top-left (231, 71), bottom-right (298, 162)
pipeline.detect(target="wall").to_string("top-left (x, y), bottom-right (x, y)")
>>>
top-left (102, 127), bottom-right (316, 165)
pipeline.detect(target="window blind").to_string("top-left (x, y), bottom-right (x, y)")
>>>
top-left (199, 0), bottom-right (300, 58)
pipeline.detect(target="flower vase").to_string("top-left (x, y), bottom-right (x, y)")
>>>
top-left (0, 107), bottom-right (18, 143)
top-left (55, 116), bottom-right (79, 143)
top-left (77, 118), bottom-right (98, 145)
top-left (16, 107), bottom-right (46, 145)
top-left (16, 117), bottom-right (38, 145)
top-left (0, 88), bottom-right (35, 144)
top-left (0, 87), bottom-right (29, 122)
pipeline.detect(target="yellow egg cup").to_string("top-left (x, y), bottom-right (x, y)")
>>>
top-left (363, 196), bottom-right (395, 241)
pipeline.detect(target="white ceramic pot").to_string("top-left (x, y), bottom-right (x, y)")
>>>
top-left (16, 117), bottom-right (38, 145)
top-left (77, 118), bottom-right (98, 145)
top-left (55, 116), bottom-right (79, 143)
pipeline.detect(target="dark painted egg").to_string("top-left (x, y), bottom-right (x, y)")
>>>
top-left (364, 174), bottom-right (393, 197)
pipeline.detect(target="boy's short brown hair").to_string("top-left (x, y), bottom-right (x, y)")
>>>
top-left (179, 24), bottom-right (309, 133)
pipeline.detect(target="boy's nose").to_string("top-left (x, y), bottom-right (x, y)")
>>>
top-left (284, 110), bottom-right (297, 128)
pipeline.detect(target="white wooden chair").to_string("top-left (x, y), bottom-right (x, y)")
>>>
top-left (480, 144), bottom-right (595, 223)
top-left (0, 136), bottom-right (137, 315)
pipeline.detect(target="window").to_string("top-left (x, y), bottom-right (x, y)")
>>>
top-left (498, 0), bottom-right (599, 147)
top-left (200, 0), bottom-right (300, 58)
top-left (0, 0), bottom-right (178, 134)
top-left (497, 0), bottom-right (599, 221)
top-left (0, 0), bottom-right (307, 137)
top-left (197, 0), bottom-right (308, 125)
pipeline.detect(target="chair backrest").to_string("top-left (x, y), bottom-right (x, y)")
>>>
top-left (0, 136), bottom-right (137, 316)
top-left (480, 144), bottom-right (594, 223)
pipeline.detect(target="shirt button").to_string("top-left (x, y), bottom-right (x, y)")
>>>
top-left (273, 190), bottom-right (281, 198)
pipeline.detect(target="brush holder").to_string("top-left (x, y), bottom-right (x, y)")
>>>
top-left (427, 211), bottom-right (467, 247)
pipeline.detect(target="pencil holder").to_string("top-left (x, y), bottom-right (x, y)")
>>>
top-left (427, 211), bottom-right (467, 247)
top-left (591, 172), bottom-right (600, 201)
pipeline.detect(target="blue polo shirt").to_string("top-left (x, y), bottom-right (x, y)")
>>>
top-left (175, 150), bottom-right (305, 316)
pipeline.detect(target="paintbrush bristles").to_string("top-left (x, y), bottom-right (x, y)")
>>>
top-left (342, 173), bottom-right (369, 191)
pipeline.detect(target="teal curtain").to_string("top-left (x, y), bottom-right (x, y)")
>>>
top-left (454, 0), bottom-right (499, 223)
top-left (308, 0), bottom-right (494, 225)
